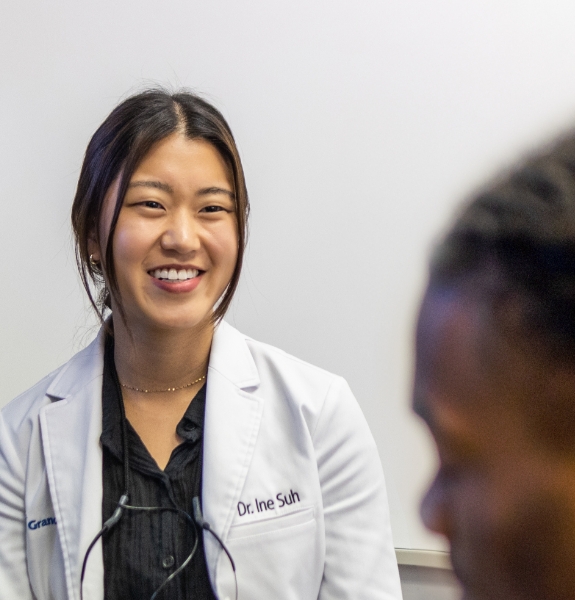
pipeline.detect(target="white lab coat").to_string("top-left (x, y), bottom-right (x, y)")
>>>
top-left (0, 321), bottom-right (402, 600)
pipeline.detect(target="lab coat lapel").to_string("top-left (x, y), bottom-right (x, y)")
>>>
top-left (202, 322), bottom-right (264, 577)
top-left (40, 333), bottom-right (105, 600)
top-left (37, 322), bottom-right (262, 595)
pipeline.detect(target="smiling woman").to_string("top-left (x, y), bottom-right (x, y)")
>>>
top-left (91, 136), bottom-right (239, 338)
top-left (0, 89), bottom-right (402, 600)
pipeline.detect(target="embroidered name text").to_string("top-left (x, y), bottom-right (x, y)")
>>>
top-left (237, 489), bottom-right (301, 516)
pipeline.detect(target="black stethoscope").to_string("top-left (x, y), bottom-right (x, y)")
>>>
top-left (80, 366), bottom-right (238, 600)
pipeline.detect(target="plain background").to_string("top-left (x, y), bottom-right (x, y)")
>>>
top-left (3, 0), bottom-right (575, 559)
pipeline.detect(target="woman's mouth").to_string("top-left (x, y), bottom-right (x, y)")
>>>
top-left (148, 267), bottom-right (203, 294)
top-left (150, 268), bottom-right (200, 281)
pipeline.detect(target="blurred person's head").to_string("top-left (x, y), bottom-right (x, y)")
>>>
top-left (414, 131), bottom-right (575, 600)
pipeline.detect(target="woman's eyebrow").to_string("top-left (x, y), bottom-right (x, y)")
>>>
top-left (197, 186), bottom-right (235, 199)
top-left (128, 180), bottom-right (174, 193)
top-left (127, 182), bottom-right (234, 199)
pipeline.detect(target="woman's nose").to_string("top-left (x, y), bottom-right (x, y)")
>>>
top-left (160, 214), bottom-right (200, 254)
top-left (420, 475), bottom-right (452, 539)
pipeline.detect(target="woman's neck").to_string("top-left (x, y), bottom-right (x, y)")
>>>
top-left (111, 317), bottom-right (214, 392)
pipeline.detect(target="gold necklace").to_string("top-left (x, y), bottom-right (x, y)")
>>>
top-left (120, 374), bottom-right (206, 393)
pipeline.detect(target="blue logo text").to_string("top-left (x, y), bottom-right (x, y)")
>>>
top-left (28, 517), bottom-right (57, 530)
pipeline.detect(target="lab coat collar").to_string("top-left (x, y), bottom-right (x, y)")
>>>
top-left (45, 327), bottom-right (106, 401)
top-left (45, 320), bottom-right (260, 399)
top-left (40, 321), bottom-right (263, 597)
top-left (203, 321), bottom-right (265, 584)
top-left (41, 330), bottom-right (106, 600)
top-left (208, 320), bottom-right (260, 390)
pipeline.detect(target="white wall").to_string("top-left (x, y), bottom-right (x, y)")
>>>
top-left (3, 0), bottom-right (575, 561)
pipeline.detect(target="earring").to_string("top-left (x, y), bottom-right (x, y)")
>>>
top-left (89, 254), bottom-right (99, 268)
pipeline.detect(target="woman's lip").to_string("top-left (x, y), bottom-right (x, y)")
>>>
top-left (147, 265), bottom-right (202, 272)
top-left (150, 272), bottom-right (203, 294)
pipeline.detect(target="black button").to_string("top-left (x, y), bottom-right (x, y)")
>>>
top-left (162, 555), bottom-right (175, 569)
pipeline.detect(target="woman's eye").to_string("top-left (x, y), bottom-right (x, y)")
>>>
top-left (140, 200), bottom-right (163, 209)
top-left (201, 205), bottom-right (226, 213)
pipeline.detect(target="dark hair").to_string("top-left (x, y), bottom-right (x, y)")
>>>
top-left (430, 130), bottom-right (575, 361)
top-left (71, 88), bottom-right (249, 325)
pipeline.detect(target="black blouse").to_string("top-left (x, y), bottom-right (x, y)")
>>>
top-left (100, 336), bottom-right (216, 600)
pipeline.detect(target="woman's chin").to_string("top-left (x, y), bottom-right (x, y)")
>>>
top-left (121, 309), bottom-right (213, 334)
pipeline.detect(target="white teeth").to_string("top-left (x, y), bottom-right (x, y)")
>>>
top-left (152, 268), bottom-right (200, 281)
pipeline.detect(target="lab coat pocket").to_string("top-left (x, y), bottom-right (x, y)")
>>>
top-left (228, 506), bottom-right (315, 540)
top-left (218, 507), bottom-right (322, 600)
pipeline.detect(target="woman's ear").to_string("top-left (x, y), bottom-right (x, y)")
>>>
top-left (87, 234), bottom-right (101, 265)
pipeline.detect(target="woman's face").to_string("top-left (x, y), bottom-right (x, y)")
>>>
top-left (90, 133), bottom-right (238, 332)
